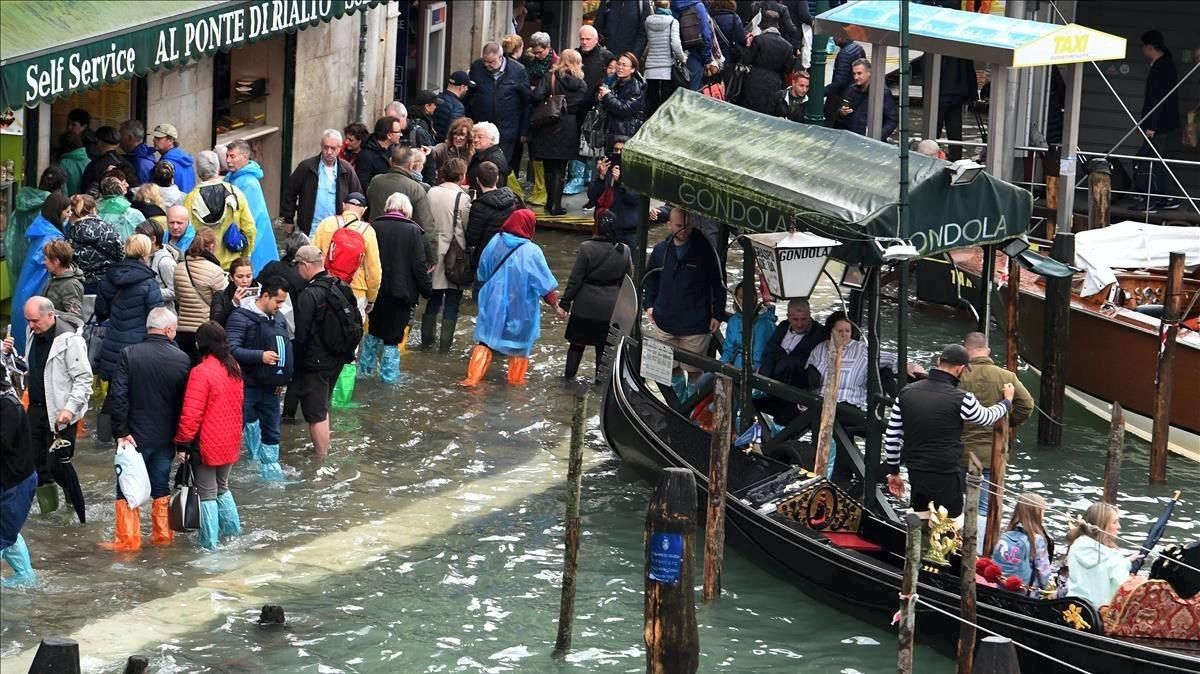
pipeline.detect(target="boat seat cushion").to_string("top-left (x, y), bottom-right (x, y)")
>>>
top-left (820, 532), bottom-right (883, 552)
top-left (1100, 576), bottom-right (1200, 640)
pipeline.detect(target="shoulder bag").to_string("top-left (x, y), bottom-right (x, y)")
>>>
top-left (530, 73), bottom-right (567, 130)
top-left (442, 191), bottom-right (475, 287)
top-left (169, 460), bottom-right (201, 532)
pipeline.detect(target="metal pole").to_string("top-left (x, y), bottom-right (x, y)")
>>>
top-left (863, 269), bottom-right (883, 503)
top-left (978, 245), bottom-right (995, 339)
top-left (355, 11), bottom-right (369, 123)
top-left (806, 0), bottom-right (832, 125)
top-left (869, 43), bottom-right (887, 140)
top-left (1056, 63), bottom-right (1083, 234)
top-left (985, 64), bottom-right (1009, 180)
top-left (740, 238), bottom-right (756, 431)
top-left (923, 54), bottom-right (942, 144)
top-left (897, 0), bottom-right (911, 376)
top-left (634, 196), bottom-right (652, 342)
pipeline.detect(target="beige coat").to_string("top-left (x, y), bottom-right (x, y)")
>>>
top-left (174, 257), bottom-right (228, 332)
top-left (426, 183), bottom-right (471, 290)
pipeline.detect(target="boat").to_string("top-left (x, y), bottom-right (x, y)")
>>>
top-left (602, 337), bottom-right (1200, 673)
top-left (921, 227), bottom-right (1200, 460)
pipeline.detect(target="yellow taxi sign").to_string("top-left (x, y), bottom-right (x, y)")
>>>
top-left (1012, 23), bottom-right (1127, 68)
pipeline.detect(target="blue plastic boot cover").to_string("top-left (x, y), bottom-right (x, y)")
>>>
top-left (671, 373), bottom-right (689, 402)
top-left (259, 444), bottom-right (284, 482)
top-left (215, 491), bottom-right (242, 537)
top-left (0, 534), bottom-right (37, 587)
top-left (358, 333), bottom-right (383, 376)
top-left (380, 345), bottom-right (401, 384)
top-left (243, 420), bottom-right (262, 462)
top-left (198, 500), bottom-right (219, 550)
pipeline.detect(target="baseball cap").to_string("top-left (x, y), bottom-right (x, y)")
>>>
top-left (448, 70), bottom-right (475, 87)
top-left (939, 344), bottom-right (972, 369)
top-left (151, 123), bottom-right (178, 139)
top-left (414, 89), bottom-right (438, 107)
top-left (344, 192), bottom-right (368, 207)
top-left (293, 245), bottom-right (323, 265)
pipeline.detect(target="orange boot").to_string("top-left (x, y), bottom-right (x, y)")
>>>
top-left (98, 500), bottom-right (142, 552)
top-left (150, 496), bottom-right (174, 545)
top-left (506, 356), bottom-right (529, 385)
top-left (459, 345), bottom-right (493, 387)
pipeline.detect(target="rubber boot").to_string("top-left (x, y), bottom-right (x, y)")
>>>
top-left (506, 356), bottom-right (529, 385)
top-left (563, 160), bottom-right (586, 195)
top-left (380, 346), bottom-right (401, 384)
top-left (420, 313), bottom-right (438, 348)
top-left (150, 496), bottom-right (174, 545)
top-left (459, 345), bottom-right (493, 387)
top-left (527, 161), bottom-right (547, 205)
top-left (506, 171), bottom-right (524, 197)
top-left (564, 345), bottom-right (584, 378)
top-left (259, 444), bottom-right (284, 482)
top-left (438, 318), bottom-right (457, 353)
top-left (198, 500), bottom-right (219, 551)
top-left (358, 333), bottom-right (382, 377)
top-left (398, 325), bottom-right (411, 354)
top-left (1, 534), bottom-right (37, 588)
top-left (215, 491), bottom-right (242, 538)
top-left (671, 373), bottom-right (689, 402)
top-left (98, 499), bottom-right (142, 552)
top-left (36, 483), bottom-right (59, 514)
top-left (243, 420), bottom-right (262, 462)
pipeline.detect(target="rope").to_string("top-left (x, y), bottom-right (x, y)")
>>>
top-left (910, 595), bottom-right (1095, 674)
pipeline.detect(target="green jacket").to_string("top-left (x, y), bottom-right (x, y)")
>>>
top-left (60, 146), bottom-right (90, 196)
top-left (97, 195), bottom-right (146, 241)
top-left (44, 265), bottom-right (85, 320)
top-left (4, 186), bottom-right (48, 285)
top-left (959, 355), bottom-right (1034, 467)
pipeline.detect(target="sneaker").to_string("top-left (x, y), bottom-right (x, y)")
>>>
top-left (1129, 198), bottom-right (1157, 213)
top-left (582, 206), bottom-right (594, 214)
top-left (1157, 198), bottom-right (1181, 211)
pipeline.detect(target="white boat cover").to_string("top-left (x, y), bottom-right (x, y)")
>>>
top-left (1073, 221), bottom-right (1200, 296)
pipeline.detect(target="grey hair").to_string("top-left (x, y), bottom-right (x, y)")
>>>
top-left (322, 128), bottom-right (344, 145)
top-left (473, 121), bottom-right (500, 145)
top-left (482, 41), bottom-right (503, 58)
top-left (916, 139), bottom-right (941, 157)
top-left (384, 192), bottom-right (413, 217)
top-left (146, 307), bottom-right (178, 330)
top-left (852, 58), bottom-right (872, 71)
top-left (529, 32), bottom-right (551, 48)
top-left (786, 298), bottom-right (812, 314)
top-left (579, 25), bottom-right (598, 40)
top-left (228, 139), bottom-right (252, 157)
top-left (25, 296), bottom-right (54, 316)
top-left (119, 119), bottom-right (144, 140)
top-left (386, 101), bottom-right (407, 118)
top-left (195, 150), bottom-right (220, 180)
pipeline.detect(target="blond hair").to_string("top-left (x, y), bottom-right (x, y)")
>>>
top-left (1067, 502), bottom-right (1119, 549)
top-left (555, 49), bottom-right (585, 81)
top-left (124, 233), bottom-right (153, 260)
top-left (1006, 492), bottom-right (1049, 564)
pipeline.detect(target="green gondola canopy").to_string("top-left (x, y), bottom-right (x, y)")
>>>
top-left (622, 89), bottom-right (1033, 266)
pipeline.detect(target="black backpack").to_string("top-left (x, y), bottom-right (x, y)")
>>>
top-left (313, 276), bottom-right (363, 363)
top-left (679, 6), bottom-right (704, 50)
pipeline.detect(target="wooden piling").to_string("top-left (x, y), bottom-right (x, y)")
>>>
top-left (644, 468), bottom-right (699, 674)
top-left (554, 387), bottom-right (589, 656)
top-left (1043, 145), bottom-right (1060, 240)
top-left (122, 655), bottom-right (149, 674)
top-left (1103, 402), bottom-right (1125, 505)
top-left (30, 637), bottom-right (81, 674)
top-left (257, 605), bottom-right (285, 625)
top-left (958, 459), bottom-right (983, 674)
top-left (1150, 251), bottom-right (1186, 484)
top-left (982, 423), bottom-right (1007, 558)
top-left (1086, 159), bottom-right (1111, 232)
top-left (702, 374), bottom-right (733, 603)
top-left (973, 635), bottom-right (1022, 673)
top-left (897, 512), bottom-right (923, 674)
top-left (815, 336), bottom-right (845, 477)
top-left (1004, 257), bottom-right (1020, 374)
top-left (1037, 233), bottom-right (1074, 447)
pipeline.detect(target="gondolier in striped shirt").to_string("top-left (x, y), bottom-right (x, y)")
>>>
top-left (883, 344), bottom-right (1014, 518)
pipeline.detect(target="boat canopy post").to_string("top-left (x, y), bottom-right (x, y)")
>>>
top-left (978, 245), bottom-right (996, 338)
top-left (633, 195), bottom-right (652, 341)
top-left (896, 0), bottom-right (911, 376)
top-left (739, 238), bottom-right (757, 431)
top-left (863, 268), bottom-right (885, 504)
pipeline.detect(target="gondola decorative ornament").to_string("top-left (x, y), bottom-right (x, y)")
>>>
top-left (922, 504), bottom-right (961, 568)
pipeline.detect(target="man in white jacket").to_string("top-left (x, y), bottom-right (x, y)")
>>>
top-left (2, 296), bottom-right (93, 523)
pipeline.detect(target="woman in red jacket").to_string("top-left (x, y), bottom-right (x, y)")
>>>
top-left (174, 321), bottom-right (244, 550)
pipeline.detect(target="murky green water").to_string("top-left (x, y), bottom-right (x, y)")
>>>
top-left (2, 227), bottom-right (1195, 673)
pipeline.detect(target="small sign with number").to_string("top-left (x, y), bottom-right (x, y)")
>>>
top-left (647, 532), bottom-right (684, 584)
top-left (640, 339), bottom-right (674, 386)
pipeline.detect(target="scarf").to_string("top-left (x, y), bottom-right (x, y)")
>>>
top-left (527, 50), bottom-right (556, 80)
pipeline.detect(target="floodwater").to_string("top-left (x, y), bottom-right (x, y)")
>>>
top-left (2, 227), bottom-right (1196, 673)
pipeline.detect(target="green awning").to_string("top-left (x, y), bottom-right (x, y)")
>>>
top-left (621, 89), bottom-right (1033, 265)
top-left (1, 0), bottom-right (382, 112)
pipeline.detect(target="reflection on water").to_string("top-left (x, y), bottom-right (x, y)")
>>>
top-left (1, 230), bottom-right (1195, 673)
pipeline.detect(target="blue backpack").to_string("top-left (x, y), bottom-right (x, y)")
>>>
top-left (993, 528), bottom-right (1036, 585)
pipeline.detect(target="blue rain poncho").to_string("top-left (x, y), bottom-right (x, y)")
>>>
top-left (473, 232), bottom-right (558, 357)
top-left (720, 305), bottom-right (778, 371)
top-left (11, 215), bottom-right (64, 353)
top-left (226, 160), bottom-right (279, 274)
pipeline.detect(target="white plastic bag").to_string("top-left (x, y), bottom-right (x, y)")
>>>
top-left (115, 442), bottom-right (151, 509)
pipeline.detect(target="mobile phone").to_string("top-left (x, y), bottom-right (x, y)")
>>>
top-left (247, 284), bottom-right (262, 297)
top-left (841, 98), bottom-right (853, 109)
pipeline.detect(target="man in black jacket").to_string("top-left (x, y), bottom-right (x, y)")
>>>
top-left (1, 371), bottom-right (38, 587)
top-left (835, 58), bottom-right (898, 140)
top-left (466, 42), bottom-right (532, 164)
top-left (757, 298), bottom-right (826, 423)
top-left (594, 0), bottom-right (650, 59)
top-left (107, 307), bottom-right (191, 547)
top-left (81, 126), bottom-right (138, 195)
top-left (281, 129), bottom-right (363, 235)
top-left (465, 161), bottom-right (520, 270)
top-left (355, 116), bottom-right (402, 198)
top-left (824, 36), bottom-right (864, 123)
top-left (1134, 29), bottom-right (1181, 212)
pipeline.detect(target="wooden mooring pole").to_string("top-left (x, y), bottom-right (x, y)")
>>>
top-left (1037, 233), bottom-right (1074, 447)
top-left (554, 387), bottom-right (589, 656)
top-left (974, 635), bottom-right (1021, 673)
top-left (1150, 252), bottom-right (1185, 484)
top-left (702, 374), bottom-right (733, 603)
top-left (1103, 402), bottom-right (1125, 505)
top-left (815, 337), bottom-right (845, 477)
top-left (1005, 257), bottom-right (1020, 374)
top-left (644, 468), bottom-right (699, 674)
top-left (1042, 145), bottom-right (1060, 240)
top-left (897, 512), bottom-right (923, 674)
top-left (30, 637), bottom-right (81, 673)
top-left (958, 459), bottom-right (983, 674)
top-left (982, 423), bottom-right (1007, 558)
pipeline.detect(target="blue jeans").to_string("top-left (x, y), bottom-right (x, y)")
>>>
top-left (685, 53), bottom-right (704, 91)
top-left (428, 289), bottom-right (463, 322)
top-left (115, 448), bottom-right (173, 501)
top-left (1134, 129), bottom-right (1175, 200)
top-left (243, 386), bottom-right (282, 445)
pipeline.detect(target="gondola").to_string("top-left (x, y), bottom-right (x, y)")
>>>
top-left (602, 337), bottom-right (1200, 674)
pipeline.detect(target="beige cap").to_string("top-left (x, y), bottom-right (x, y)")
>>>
top-left (294, 245), bottom-right (324, 265)
top-left (151, 123), bottom-right (178, 139)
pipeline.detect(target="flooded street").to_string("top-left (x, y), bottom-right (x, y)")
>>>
top-left (2, 228), bottom-right (1196, 673)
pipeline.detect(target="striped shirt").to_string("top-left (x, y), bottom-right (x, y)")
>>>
top-left (806, 340), bottom-right (898, 410)
top-left (884, 383), bottom-right (1010, 473)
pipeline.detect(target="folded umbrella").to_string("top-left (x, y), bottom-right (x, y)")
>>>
top-left (1131, 489), bottom-right (1181, 574)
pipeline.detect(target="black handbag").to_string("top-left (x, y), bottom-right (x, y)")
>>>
top-left (671, 60), bottom-right (692, 87)
top-left (169, 461), bottom-right (201, 532)
top-left (579, 107), bottom-right (608, 158)
top-left (529, 73), bottom-right (566, 129)
top-left (442, 192), bottom-right (474, 287)
top-left (726, 63), bottom-right (750, 102)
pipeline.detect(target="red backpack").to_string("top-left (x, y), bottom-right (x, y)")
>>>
top-left (325, 215), bottom-right (369, 283)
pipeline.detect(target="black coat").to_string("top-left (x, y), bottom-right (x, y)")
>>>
top-left (600, 75), bottom-right (646, 141)
top-left (294, 271), bottom-right (353, 370)
top-left (1142, 51), bottom-right (1180, 133)
top-left (711, 9), bottom-right (747, 66)
top-left (281, 155), bottom-right (363, 236)
top-left (466, 57), bottom-right (532, 144)
top-left (95, 259), bottom-right (163, 381)
top-left (208, 284), bottom-right (239, 326)
top-left (837, 82), bottom-right (899, 140)
top-left (754, 1), bottom-right (801, 49)
top-left (594, 0), bottom-right (650, 59)
top-left (579, 44), bottom-right (616, 117)
top-left (0, 390), bottom-right (34, 489)
top-left (465, 187), bottom-right (520, 269)
top-left (773, 89), bottom-right (809, 123)
top-left (586, 171), bottom-right (642, 235)
top-left (759, 320), bottom-right (827, 387)
top-left (467, 145), bottom-right (511, 194)
top-left (256, 260), bottom-right (305, 298)
top-left (741, 30), bottom-right (794, 114)
top-left (561, 239), bottom-right (633, 321)
top-left (81, 150), bottom-right (138, 195)
top-left (530, 72), bottom-right (588, 161)
top-left (372, 213), bottom-right (433, 304)
top-left (108, 334), bottom-right (190, 449)
top-left (827, 40), bottom-right (865, 99)
top-left (354, 137), bottom-right (392, 198)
